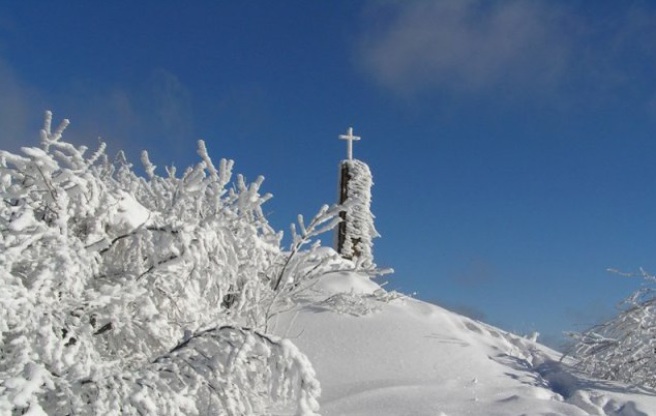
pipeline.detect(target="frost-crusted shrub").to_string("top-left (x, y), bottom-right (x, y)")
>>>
top-left (0, 112), bottom-right (323, 415)
top-left (57, 326), bottom-right (320, 416)
top-left (317, 292), bottom-right (382, 316)
top-left (315, 289), bottom-right (404, 317)
top-left (568, 270), bottom-right (656, 388)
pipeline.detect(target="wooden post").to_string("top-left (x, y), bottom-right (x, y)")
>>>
top-left (336, 126), bottom-right (366, 261)
top-left (336, 161), bottom-right (362, 260)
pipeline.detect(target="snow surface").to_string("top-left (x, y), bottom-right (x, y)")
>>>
top-left (273, 272), bottom-right (656, 416)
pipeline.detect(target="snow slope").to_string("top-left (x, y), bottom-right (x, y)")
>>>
top-left (273, 272), bottom-right (656, 416)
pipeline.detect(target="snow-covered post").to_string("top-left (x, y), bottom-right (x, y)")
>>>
top-left (335, 127), bottom-right (379, 269)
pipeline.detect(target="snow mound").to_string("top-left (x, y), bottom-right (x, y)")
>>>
top-left (311, 271), bottom-right (382, 295)
top-left (275, 272), bottom-right (656, 416)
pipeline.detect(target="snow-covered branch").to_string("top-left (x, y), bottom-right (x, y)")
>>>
top-left (567, 270), bottom-right (656, 387)
top-left (0, 111), bottom-right (329, 415)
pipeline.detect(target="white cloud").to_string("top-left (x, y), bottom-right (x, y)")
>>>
top-left (450, 256), bottom-right (497, 288)
top-left (148, 69), bottom-right (194, 144)
top-left (58, 69), bottom-right (195, 157)
top-left (0, 58), bottom-right (41, 151)
top-left (0, 58), bottom-right (196, 163)
top-left (358, 1), bottom-right (567, 94)
top-left (356, 0), bottom-right (656, 101)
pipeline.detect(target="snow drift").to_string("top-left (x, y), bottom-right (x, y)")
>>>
top-left (273, 272), bottom-right (656, 416)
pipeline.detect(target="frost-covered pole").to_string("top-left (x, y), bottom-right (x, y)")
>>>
top-left (335, 127), bottom-right (379, 269)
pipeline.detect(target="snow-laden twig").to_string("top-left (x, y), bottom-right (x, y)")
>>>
top-left (0, 111), bottom-right (330, 415)
top-left (272, 204), bottom-right (344, 292)
top-left (567, 269), bottom-right (656, 387)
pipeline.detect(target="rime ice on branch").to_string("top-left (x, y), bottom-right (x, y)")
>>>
top-left (0, 112), bottom-right (324, 416)
top-left (335, 127), bottom-right (379, 269)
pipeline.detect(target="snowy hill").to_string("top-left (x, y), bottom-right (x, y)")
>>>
top-left (3, 114), bottom-right (656, 415)
top-left (273, 272), bottom-right (656, 416)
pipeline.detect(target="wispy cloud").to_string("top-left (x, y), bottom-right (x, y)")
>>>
top-left (0, 56), bottom-right (195, 163)
top-left (58, 68), bottom-right (196, 160)
top-left (0, 58), bottom-right (40, 151)
top-left (356, 0), bottom-right (656, 102)
top-left (357, 0), bottom-right (568, 94)
top-left (148, 69), bottom-right (194, 145)
top-left (449, 256), bottom-right (498, 288)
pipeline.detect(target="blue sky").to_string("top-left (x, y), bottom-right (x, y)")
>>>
top-left (2, 0), bottom-right (656, 348)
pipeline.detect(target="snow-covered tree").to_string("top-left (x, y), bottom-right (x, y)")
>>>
top-left (567, 270), bottom-right (656, 387)
top-left (0, 111), bottom-right (344, 415)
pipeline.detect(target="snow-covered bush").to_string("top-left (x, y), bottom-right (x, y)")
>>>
top-left (567, 270), bottom-right (656, 387)
top-left (0, 112), bottom-right (334, 415)
top-left (315, 289), bottom-right (403, 317)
